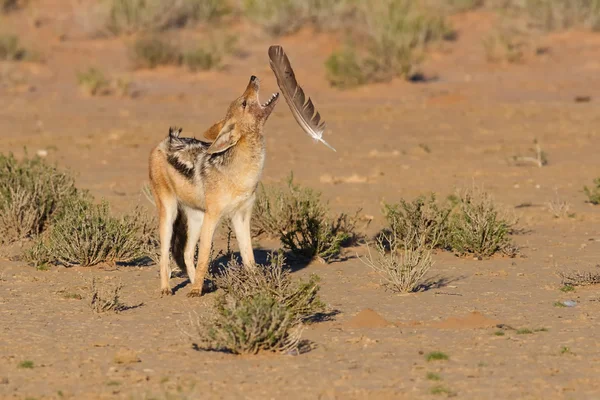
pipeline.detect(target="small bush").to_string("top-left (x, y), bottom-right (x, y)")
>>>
top-left (524, 0), bottom-right (600, 31)
top-left (241, 0), bottom-right (347, 36)
top-left (325, 46), bottom-right (366, 89)
top-left (197, 292), bottom-right (303, 354)
top-left (362, 228), bottom-right (433, 293)
top-left (253, 174), bottom-right (359, 262)
top-left (105, 0), bottom-right (228, 35)
top-left (0, 35), bottom-right (27, 61)
top-left (89, 277), bottom-right (127, 313)
top-left (545, 192), bottom-right (572, 218)
top-left (325, 0), bottom-right (453, 87)
top-left (130, 36), bottom-right (182, 69)
top-left (215, 252), bottom-right (326, 322)
top-left (77, 68), bottom-right (110, 96)
top-left (584, 178), bottom-right (600, 205)
top-left (182, 35), bottom-right (236, 72)
top-left (483, 31), bottom-right (526, 64)
top-left (18, 360), bottom-right (34, 369)
top-left (0, 153), bottom-right (79, 244)
top-left (426, 351), bottom-right (449, 361)
top-left (1, 0), bottom-right (19, 12)
top-left (446, 187), bottom-right (517, 258)
top-left (381, 195), bottom-right (450, 250)
top-left (558, 270), bottom-right (600, 287)
top-left (25, 197), bottom-right (157, 267)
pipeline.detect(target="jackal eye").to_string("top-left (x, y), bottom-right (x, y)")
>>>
top-left (241, 100), bottom-right (247, 108)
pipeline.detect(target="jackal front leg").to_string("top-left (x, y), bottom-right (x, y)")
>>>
top-left (231, 198), bottom-right (256, 267)
top-left (187, 213), bottom-right (219, 298)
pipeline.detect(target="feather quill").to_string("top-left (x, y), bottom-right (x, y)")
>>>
top-left (268, 45), bottom-right (336, 152)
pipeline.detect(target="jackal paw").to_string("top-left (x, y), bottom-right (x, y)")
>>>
top-left (187, 288), bottom-right (202, 298)
top-left (160, 287), bottom-right (173, 297)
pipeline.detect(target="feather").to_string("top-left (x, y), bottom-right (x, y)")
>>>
top-left (268, 45), bottom-right (336, 152)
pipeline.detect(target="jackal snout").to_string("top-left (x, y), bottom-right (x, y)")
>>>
top-left (225, 75), bottom-right (280, 130)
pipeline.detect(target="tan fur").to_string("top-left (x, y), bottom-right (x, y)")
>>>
top-left (149, 76), bottom-right (279, 297)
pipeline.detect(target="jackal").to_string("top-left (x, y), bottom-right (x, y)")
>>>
top-left (149, 75), bottom-right (279, 297)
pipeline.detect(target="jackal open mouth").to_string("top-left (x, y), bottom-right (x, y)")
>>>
top-left (261, 92), bottom-right (279, 108)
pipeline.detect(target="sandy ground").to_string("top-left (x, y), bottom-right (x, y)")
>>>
top-left (1, 5), bottom-right (600, 400)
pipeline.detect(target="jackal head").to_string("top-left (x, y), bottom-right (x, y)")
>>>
top-left (206, 76), bottom-right (279, 154)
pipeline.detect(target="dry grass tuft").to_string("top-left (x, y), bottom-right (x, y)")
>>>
top-left (89, 277), bottom-right (127, 313)
top-left (545, 191), bottom-right (572, 218)
top-left (362, 228), bottom-right (433, 293)
top-left (0, 153), bottom-right (79, 244)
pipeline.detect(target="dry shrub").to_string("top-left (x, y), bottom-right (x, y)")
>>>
top-left (0, 153), bottom-right (79, 244)
top-left (215, 252), bottom-right (325, 322)
top-left (362, 228), bottom-right (433, 293)
top-left (25, 197), bottom-right (158, 267)
top-left (105, 0), bottom-right (228, 35)
top-left (446, 187), bottom-right (518, 258)
top-left (253, 174), bottom-right (360, 262)
top-left (558, 269), bottom-right (600, 287)
top-left (195, 252), bottom-right (322, 354)
top-left (198, 292), bottom-right (304, 354)
top-left (89, 277), bottom-right (127, 313)
top-left (240, 0), bottom-right (350, 36)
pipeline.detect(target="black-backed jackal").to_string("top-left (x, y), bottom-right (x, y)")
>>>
top-left (149, 76), bottom-right (279, 297)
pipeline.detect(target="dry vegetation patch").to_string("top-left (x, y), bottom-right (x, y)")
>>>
top-left (0, 153), bottom-right (79, 244)
top-left (192, 253), bottom-right (324, 354)
top-left (253, 174), bottom-right (361, 262)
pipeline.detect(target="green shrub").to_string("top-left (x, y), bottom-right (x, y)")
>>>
top-left (524, 0), bottom-right (600, 31)
top-left (446, 187), bottom-right (517, 258)
top-left (0, 35), bottom-right (26, 61)
top-left (25, 197), bottom-right (157, 267)
top-left (77, 67), bottom-right (110, 96)
top-left (198, 292), bottom-right (303, 354)
top-left (241, 0), bottom-right (348, 36)
top-left (215, 252), bottom-right (325, 321)
top-left (253, 174), bottom-right (360, 262)
top-left (0, 153), bottom-right (79, 244)
top-left (584, 178), bottom-right (600, 204)
top-left (382, 195), bottom-right (450, 250)
top-left (130, 36), bottom-right (182, 69)
top-left (325, 0), bottom-right (453, 87)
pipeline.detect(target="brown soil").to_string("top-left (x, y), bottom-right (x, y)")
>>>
top-left (2, 4), bottom-right (600, 400)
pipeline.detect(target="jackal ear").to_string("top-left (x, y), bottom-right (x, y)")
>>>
top-left (203, 119), bottom-right (225, 142)
top-left (206, 123), bottom-right (240, 154)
